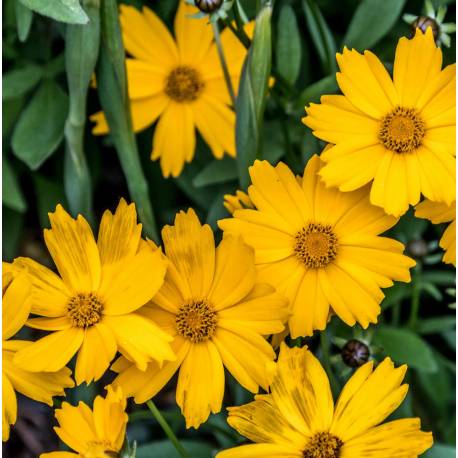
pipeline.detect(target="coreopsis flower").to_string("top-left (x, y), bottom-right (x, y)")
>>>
top-left (91, 1), bottom-right (251, 178)
top-left (41, 386), bottom-right (127, 458)
top-left (223, 190), bottom-right (254, 214)
top-left (303, 28), bottom-right (456, 217)
top-left (2, 264), bottom-right (73, 441)
top-left (112, 209), bottom-right (289, 428)
top-left (217, 344), bottom-right (433, 458)
top-left (13, 199), bottom-right (175, 385)
top-left (219, 155), bottom-right (415, 338)
top-left (415, 199), bottom-right (456, 265)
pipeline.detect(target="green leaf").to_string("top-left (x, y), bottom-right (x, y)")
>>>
top-left (422, 271), bottom-right (456, 286)
top-left (296, 74), bottom-right (337, 109)
top-left (302, 0), bottom-right (336, 74)
top-left (15, 1), bottom-right (34, 42)
top-left (2, 207), bottom-right (24, 261)
top-left (193, 157), bottom-right (238, 188)
top-left (343, 0), bottom-right (407, 50)
top-left (373, 326), bottom-right (438, 373)
top-left (3, 65), bottom-right (44, 100)
top-left (97, 0), bottom-right (158, 241)
top-left (136, 440), bottom-right (213, 458)
top-left (12, 80), bottom-right (68, 170)
top-left (64, 0), bottom-right (100, 220)
top-left (424, 444), bottom-right (456, 458)
top-left (236, 4), bottom-right (272, 188)
top-left (33, 175), bottom-right (68, 228)
top-left (276, 5), bottom-right (301, 85)
top-left (417, 316), bottom-right (456, 335)
top-left (18, 0), bottom-right (89, 24)
top-left (2, 157), bottom-right (27, 212)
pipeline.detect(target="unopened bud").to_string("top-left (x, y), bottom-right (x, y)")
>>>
top-left (341, 339), bottom-right (370, 368)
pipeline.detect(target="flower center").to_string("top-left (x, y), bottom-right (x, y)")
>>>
top-left (67, 292), bottom-right (104, 328)
top-left (294, 223), bottom-right (338, 268)
top-left (176, 300), bottom-right (217, 343)
top-left (378, 106), bottom-right (425, 153)
top-left (84, 440), bottom-right (118, 458)
top-left (303, 432), bottom-right (343, 458)
top-left (165, 66), bottom-right (204, 102)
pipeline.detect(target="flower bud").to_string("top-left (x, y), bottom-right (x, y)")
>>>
top-left (195, 0), bottom-right (224, 13)
top-left (341, 339), bottom-right (370, 368)
top-left (412, 16), bottom-right (440, 40)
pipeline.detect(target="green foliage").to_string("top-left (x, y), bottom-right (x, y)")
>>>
top-left (18, 0), bottom-right (89, 24)
top-left (12, 80), bottom-right (68, 170)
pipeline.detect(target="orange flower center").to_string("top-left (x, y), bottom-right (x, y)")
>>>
top-left (303, 432), bottom-right (343, 458)
top-left (165, 66), bottom-right (204, 102)
top-left (379, 106), bottom-right (425, 153)
top-left (176, 300), bottom-right (217, 343)
top-left (67, 292), bottom-right (104, 328)
top-left (294, 223), bottom-right (338, 268)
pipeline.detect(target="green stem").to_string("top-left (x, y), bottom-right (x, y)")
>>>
top-left (320, 331), bottom-right (339, 398)
top-left (408, 263), bottom-right (422, 329)
top-left (233, 0), bottom-right (251, 46)
top-left (212, 20), bottom-right (236, 107)
top-left (146, 401), bottom-right (190, 458)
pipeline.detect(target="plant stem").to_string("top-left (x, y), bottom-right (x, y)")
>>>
top-left (320, 331), bottom-right (340, 398)
top-left (408, 263), bottom-right (422, 329)
top-left (146, 401), bottom-right (190, 458)
top-left (211, 20), bottom-right (236, 107)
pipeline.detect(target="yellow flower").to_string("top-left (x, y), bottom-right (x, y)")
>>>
top-left (2, 264), bottom-right (73, 442)
top-left (224, 190), bottom-right (254, 214)
top-left (303, 28), bottom-right (455, 217)
top-left (217, 344), bottom-right (433, 458)
top-left (219, 155), bottom-right (415, 338)
top-left (41, 386), bottom-right (127, 458)
top-left (415, 199), bottom-right (456, 266)
top-left (112, 209), bottom-right (289, 429)
top-left (91, 1), bottom-right (251, 178)
top-left (12, 199), bottom-right (175, 386)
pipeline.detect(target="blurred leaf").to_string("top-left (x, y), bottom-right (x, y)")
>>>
top-left (33, 175), bottom-right (67, 228)
top-left (343, 0), bottom-right (407, 50)
top-left (442, 330), bottom-right (455, 349)
top-left (15, 1), bottom-right (34, 42)
top-left (381, 282), bottom-right (411, 310)
top-left (206, 187), bottom-right (232, 230)
top-left (373, 326), bottom-right (438, 373)
top-left (422, 271), bottom-right (455, 286)
top-left (302, 0), bottom-right (336, 74)
top-left (418, 316), bottom-right (455, 335)
top-left (276, 5), bottom-right (301, 85)
top-left (12, 80), bottom-right (68, 170)
top-left (193, 157), bottom-right (238, 188)
top-left (424, 444), bottom-right (456, 458)
top-left (136, 440), bottom-right (213, 458)
top-left (297, 74), bottom-right (337, 109)
top-left (2, 207), bottom-right (24, 261)
top-left (420, 282), bottom-right (443, 301)
top-left (3, 64), bottom-right (44, 100)
top-left (236, 4), bottom-right (272, 188)
top-left (3, 98), bottom-right (25, 140)
top-left (18, 0), bottom-right (89, 24)
top-left (3, 157), bottom-right (27, 212)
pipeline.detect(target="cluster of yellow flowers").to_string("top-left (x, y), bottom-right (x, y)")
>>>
top-left (2, 1), bottom-right (455, 457)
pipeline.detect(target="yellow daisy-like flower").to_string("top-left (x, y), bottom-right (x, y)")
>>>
top-left (91, 1), bottom-right (251, 178)
top-left (224, 190), bottom-right (254, 215)
top-left (218, 155), bottom-right (415, 338)
top-left (12, 199), bottom-right (175, 385)
top-left (415, 199), bottom-right (456, 266)
top-left (41, 386), bottom-right (127, 458)
top-left (217, 344), bottom-right (433, 458)
top-left (112, 209), bottom-right (289, 429)
top-left (2, 264), bottom-right (73, 442)
top-left (303, 28), bottom-right (456, 217)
